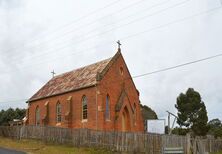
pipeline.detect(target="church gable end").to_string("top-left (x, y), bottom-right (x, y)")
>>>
top-left (97, 51), bottom-right (144, 132)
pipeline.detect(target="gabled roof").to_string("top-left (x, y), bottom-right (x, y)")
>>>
top-left (28, 52), bottom-right (122, 102)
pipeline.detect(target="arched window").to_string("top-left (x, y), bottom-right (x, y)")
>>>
top-left (133, 103), bottom-right (137, 125)
top-left (82, 96), bottom-right (87, 120)
top-left (35, 106), bottom-right (40, 126)
top-left (105, 95), bottom-right (110, 120)
top-left (56, 102), bottom-right (62, 123)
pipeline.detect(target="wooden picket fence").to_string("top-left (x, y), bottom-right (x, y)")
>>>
top-left (0, 126), bottom-right (222, 154)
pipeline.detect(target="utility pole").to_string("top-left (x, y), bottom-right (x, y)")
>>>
top-left (168, 112), bottom-right (170, 134)
top-left (167, 111), bottom-right (179, 135)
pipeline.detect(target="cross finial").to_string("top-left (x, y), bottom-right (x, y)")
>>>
top-left (117, 40), bottom-right (121, 51)
top-left (51, 70), bottom-right (56, 78)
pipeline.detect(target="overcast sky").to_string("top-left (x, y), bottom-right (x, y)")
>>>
top-left (0, 0), bottom-right (222, 121)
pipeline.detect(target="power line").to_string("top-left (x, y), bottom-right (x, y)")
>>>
top-left (4, 4), bottom-right (221, 72)
top-left (10, 0), bottom-right (220, 66)
top-left (132, 53), bottom-right (222, 78)
top-left (3, 0), bottom-right (123, 54)
top-left (8, 0), bottom-right (173, 63)
top-left (0, 3), bottom-right (221, 73)
top-left (121, 5), bottom-right (222, 40)
top-left (9, 0), bottom-right (163, 56)
top-left (69, 0), bottom-right (190, 48)
top-left (1, 51), bottom-right (222, 103)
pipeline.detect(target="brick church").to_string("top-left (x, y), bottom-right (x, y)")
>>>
top-left (26, 49), bottom-right (144, 132)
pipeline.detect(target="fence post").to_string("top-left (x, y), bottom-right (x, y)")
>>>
top-left (186, 133), bottom-right (191, 154)
top-left (115, 131), bottom-right (119, 151)
top-left (209, 138), bottom-right (211, 153)
top-left (19, 126), bottom-right (23, 140)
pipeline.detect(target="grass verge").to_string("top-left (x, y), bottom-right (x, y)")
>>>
top-left (0, 137), bottom-right (113, 154)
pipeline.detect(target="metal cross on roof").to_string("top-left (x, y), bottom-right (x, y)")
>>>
top-left (117, 40), bottom-right (121, 51)
top-left (51, 70), bottom-right (56, 78)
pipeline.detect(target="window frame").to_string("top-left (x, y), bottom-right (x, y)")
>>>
top-left (133, 103), bottom-right (137, 125)
top-left (82, 95), bottom-right (88, 120)
top-left (56, 102), bottom-right (62, 123)
top-left (35, 106), bottom-right (40, 126)
top-left (105, 95), bottom-right (111, 121)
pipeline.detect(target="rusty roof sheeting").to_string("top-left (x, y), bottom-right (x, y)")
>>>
top-left (29, 58), bottom-right (112, 101)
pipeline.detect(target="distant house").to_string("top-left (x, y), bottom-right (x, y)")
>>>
top-left (26, 50), bottom-right (144, 132)
top-left (8, 119), bottom-right (24, 126)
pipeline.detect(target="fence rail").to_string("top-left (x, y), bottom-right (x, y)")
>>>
top-left (0, 126), bottom-right (222, 154)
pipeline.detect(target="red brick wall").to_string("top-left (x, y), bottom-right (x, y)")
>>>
top-left (28, 86), bottom-right (98, 129)
top-left (96, 53), bottom-right (144, 132)
top-left (28, 52), bottom-right (144, 132)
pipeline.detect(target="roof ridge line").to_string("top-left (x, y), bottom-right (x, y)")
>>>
top-left (55, 57), bottom-right (113, 78)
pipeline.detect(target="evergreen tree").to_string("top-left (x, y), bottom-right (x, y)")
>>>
top-left (140, 104), bottom-right (158, 120)
top-left (208, 119), bottom-right (222, 138)
top-left (172, 127), bottom-right (190, 136)
top-left (0, 108), bottom-right (26, 125)
top-left (175, 88), bottom-right (209, 136)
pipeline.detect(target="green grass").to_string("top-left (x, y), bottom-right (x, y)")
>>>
top-left (211, 152), bottom-right (222, 154)
top-left (0, 137), bottom-right (113, 154)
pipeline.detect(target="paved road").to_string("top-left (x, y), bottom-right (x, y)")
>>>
top-left (0, 148), bottom-right (25, 154)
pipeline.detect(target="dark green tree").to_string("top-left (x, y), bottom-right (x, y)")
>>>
top-left (208, 119), bottom-right (222, 138)
top-left (140, 104), bottom-right (158, 120)
top-left (208, 119), bottom-right (221, 127)
top-left (0, 108), bottom-right (26, 125)
top-left (175, 88), bottom-right (209, 136)
top-left (172, 127), bottom-right (190, 136)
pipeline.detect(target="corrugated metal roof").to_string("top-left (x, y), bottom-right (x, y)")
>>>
top-left (29, 58), bottom-right (112, 101)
